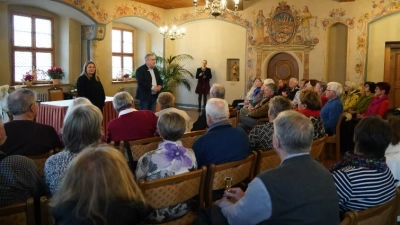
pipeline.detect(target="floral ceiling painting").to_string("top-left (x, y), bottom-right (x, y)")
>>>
top-left (55, 0), bottom-right (400, 87)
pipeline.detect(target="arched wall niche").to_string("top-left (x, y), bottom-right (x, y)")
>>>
top-left (325, 22), bottom-right (348, 85)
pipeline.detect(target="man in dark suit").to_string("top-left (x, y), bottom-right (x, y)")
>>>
top-left (135, 53), bottom-right (163, 111)
top-left (215, 110), bottom-right (339, 225)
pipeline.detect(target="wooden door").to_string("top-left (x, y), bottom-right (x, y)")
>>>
top-left (267, 53), bottom-right (299, 84)
top-left (384, 44), bottom-right (400, 108)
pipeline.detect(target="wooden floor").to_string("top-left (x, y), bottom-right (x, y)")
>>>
top-left (180, 107), bottom-right (341, 169)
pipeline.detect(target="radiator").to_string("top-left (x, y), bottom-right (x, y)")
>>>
top-left (37, 92), bottom-right (48, 102)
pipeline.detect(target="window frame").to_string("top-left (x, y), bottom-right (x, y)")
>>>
top-left (10, 12), bottom-right (55, 85)
top-left (111, 27), bottom-right (134, 81)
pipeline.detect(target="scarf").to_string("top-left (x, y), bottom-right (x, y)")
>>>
top-left (364, 95), bottom-right (388, 116)
top-left (329, 152), bottom-right (388, 172)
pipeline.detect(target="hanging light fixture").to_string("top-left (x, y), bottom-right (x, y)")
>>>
top-left (159, 25), bottom-right (185, 41)
top-left (193, 0), bottom-right (239, 18)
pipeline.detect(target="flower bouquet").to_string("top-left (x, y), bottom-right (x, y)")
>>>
top-left (23, 73), bottom-right (34, 86)
top-left (122, 73), bottom-right (130, 82)
top-left (46, 67), bottom-right (65, 80)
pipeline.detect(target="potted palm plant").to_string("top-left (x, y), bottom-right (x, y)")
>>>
top-left (153, 53), bottom-right (194, 93)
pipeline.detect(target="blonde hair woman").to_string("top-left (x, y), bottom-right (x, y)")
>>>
top-left (51, 145), bottom-right (151, 225)
top-left (76, 61), bottom-right (106, 111)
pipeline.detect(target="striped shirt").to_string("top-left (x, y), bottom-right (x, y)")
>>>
top-left (332, 166), bottom-right (397, 214)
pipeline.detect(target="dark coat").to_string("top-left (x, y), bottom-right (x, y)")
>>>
top-left (195, 67), bottom-right (212, 94)
top-left (76, 74), bottom-right (106, 111)
top-left (135, 64), bottom-right (163, 101)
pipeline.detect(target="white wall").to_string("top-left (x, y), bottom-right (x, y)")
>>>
top-left (367, 13), bottom-right (400, 82)
top-left (168, 19), bottom-right (247, 106)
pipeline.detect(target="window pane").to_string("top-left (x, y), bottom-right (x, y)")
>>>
top-left (35, 18), bottom-right (52, 48)
top-left (112, 30), bottom-right (121, 53)
top-left (13, 15), bottom-right (32, 47)
top-left (36, 52), bottom-right (52, 80)
top-left (112, 56), bottom-right (122, 79)
top-left (123, 56), bottom-right (133, 73)
top-left (123, 31), bottom-right (133, 53)
top-left (14, 51), bottom-right (32, 82)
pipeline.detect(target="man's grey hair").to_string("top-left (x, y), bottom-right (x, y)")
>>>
top-left (145, 53), bottom-right (155, 60)
top-left (210, 83), bottom-right (225, 99)
top-left (62, 104), bottom-right (103, 153)
top-left (290, 78), bottom-right (299, 84)
top-left (64, 97), bottom-right (93, 123)
top-left (7, 88), bottom-right (37, 115)
top-left (206, 98), bottom-right (229, 124)
top-left (327, 82), bottom-right (343, 97)
top-left (273, 110), bottom-right (314, 154)
top-left (157, 92), bottom-right (175, 110)
top-left (265, 83), bottom-right (278, 93)
top-left (268, 96), bottom-right (292, 119)
top-left (112, 91), bottom-right (134, 112)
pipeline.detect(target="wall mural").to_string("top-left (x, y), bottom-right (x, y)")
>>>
top-left (356, 0), bottom-right (400, 80)
top-left (55, 0), bottom-right (400, 89)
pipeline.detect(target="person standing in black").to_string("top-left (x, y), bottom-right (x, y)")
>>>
top-left (135, 54), bottom-right (163, 112)
top-left (195, 60), bottom-right (212, 112)
top-left (76, 61), bottom-right (106, 112)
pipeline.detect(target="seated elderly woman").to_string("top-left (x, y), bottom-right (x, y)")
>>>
top-left (51, 145), bottom-right (151, 225)
top-left (341, 81), bottom-right (361, 112)
top-left (385, 116), bottom-right (400, 186)
top-left (44, 104), bottom-right (103, 195)
top-left (321, 82), bottom-right (343, 136)
top-left (297, 89), bottom-right (326, 140)
top-left (155, 92), bottom-right (191, 132)
top-left (249, 96), bottom-right (292, 150)
top-left (348, 81), bottom-right (375, 114)
top-left (357, 82), bottom-right (390, 118)
top-left (136, 112), bottom-right (197, 223)
top-left (233, 77), bottom-right (262, 109)
top-left (330, 116), bottom-right (396, 218)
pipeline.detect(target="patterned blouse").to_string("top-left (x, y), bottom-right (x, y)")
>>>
top-left (249, 117), bottom-right (325, 151)
top-left (44, 150), bottom-right (78, 196)
top-left (0, 152), bottom-right (47, 206)
top-left (136, 140), bottom-right (197, 223)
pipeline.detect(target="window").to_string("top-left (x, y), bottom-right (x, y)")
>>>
top-left (112, 28), bottom-right (134, 80)
top-left (11, 13), bottom-right (54, 83)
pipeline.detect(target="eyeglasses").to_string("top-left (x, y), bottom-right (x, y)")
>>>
top-left (326, 89), bottom-right (334, 92)
top-left (36, 100), bottom-right (41, 106)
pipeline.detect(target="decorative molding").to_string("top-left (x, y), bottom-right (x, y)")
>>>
top-left (81, 25), bottom-right (106, 40)
top-left (322, 9), bottom-right (354, 30)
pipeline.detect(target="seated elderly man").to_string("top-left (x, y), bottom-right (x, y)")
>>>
top-left (249, 96), bottom-right (292, 151)
top-left (238, 83), bottom-right (277, 131)
top-left (155, 92), bottom-right (191, 132)
top-left (215, 111), bottom-right (339, 225)
top-left (107, 91), bottom-right (158, 142)
top-left (282, 78), bottom-right (299, 101)
top-left (193, 98), bottom-right (250, 168)
top-left (0, 88), bottom-right (61, 155)
top-left (0, 116), bottom-right (47, 206)
top-left (321, 81), bottom-right (343, 135)
top-left (192, 83), bottom-right (226, 131)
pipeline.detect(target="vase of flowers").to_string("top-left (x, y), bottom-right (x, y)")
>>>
top-left (23, 73), bottom-right (34, 87)
top-left (46, 67), bottom-right (65, 85)
top-left (122, 74), bottom-right (130, 82)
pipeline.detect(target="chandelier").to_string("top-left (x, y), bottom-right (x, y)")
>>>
top-left (159, 25), bottom-right (185, 41)
top-left (193, 0), bottom-right (239, 18)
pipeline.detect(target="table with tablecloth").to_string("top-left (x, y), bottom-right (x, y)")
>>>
top-left (36, 97), bottom-right (117, 138)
